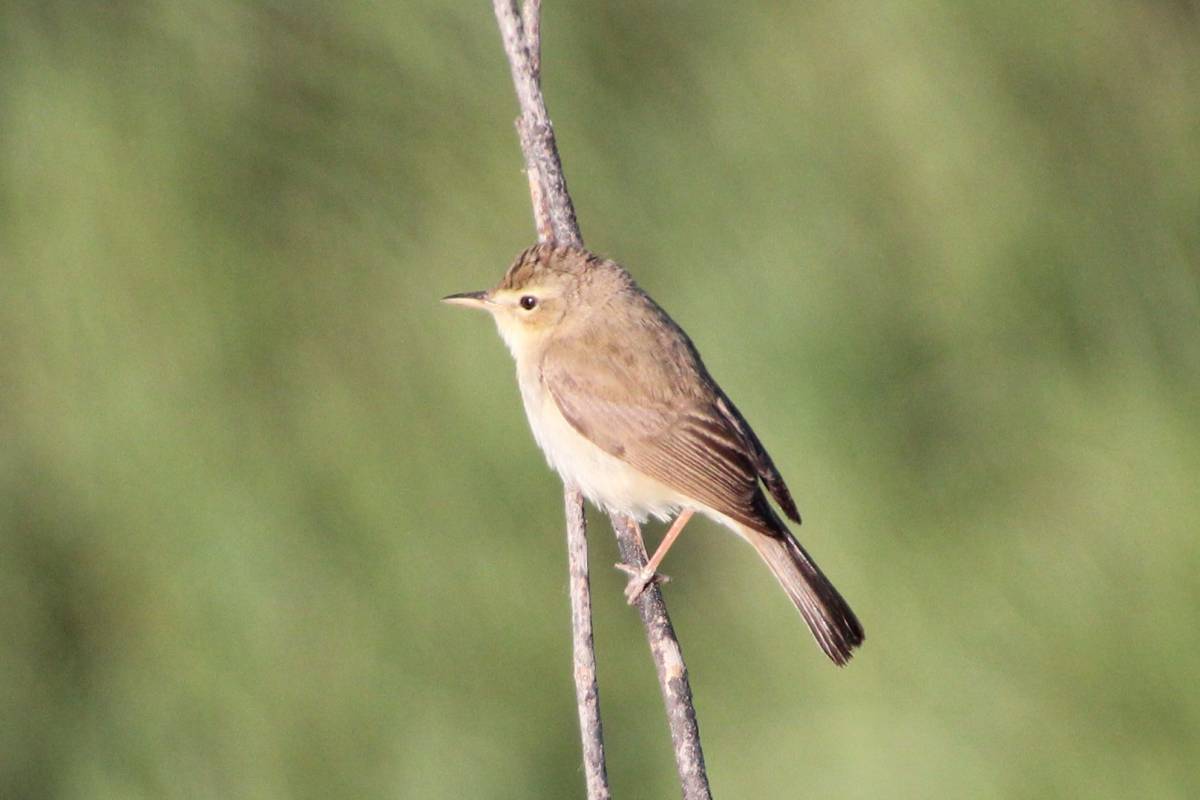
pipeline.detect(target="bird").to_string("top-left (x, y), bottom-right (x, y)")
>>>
top-left (444, 242), bottom-right (864, 665)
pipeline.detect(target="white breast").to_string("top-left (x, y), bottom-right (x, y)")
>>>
top-left (515, 358), bottom-right (683, 522)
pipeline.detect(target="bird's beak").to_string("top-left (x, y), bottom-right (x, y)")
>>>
top-left (441, 290), bottom-right (489, 310)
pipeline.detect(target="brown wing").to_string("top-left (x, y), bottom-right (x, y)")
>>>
top-left (712, 390), bottom-right (801, 524)
top-left (541, 321), bottom-right (780, 533)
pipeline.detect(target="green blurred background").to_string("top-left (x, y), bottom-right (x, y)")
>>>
top-left (3, 1), bottom-right (1198, 797)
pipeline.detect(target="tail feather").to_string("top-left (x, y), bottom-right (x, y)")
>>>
top-left (747, 527), bottom-right (864, 666)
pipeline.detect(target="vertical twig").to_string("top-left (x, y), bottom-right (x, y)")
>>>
top-left (565, 485), bottom-right (609, 798)
top-left (491, 2), bottom-right (712, 798)
top-left (491, 3), bottom-right (606, 798)
top-left (492, 0), bottom-right (580, 247)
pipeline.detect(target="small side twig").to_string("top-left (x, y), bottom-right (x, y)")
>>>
top-left (522, 0), bottom-right (541, 80)
top-left (491, 2), bottom-right (712, 798)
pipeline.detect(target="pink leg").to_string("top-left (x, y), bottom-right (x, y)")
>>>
top-left (645, 508), bottom-right (694, 575)
top-left (617, 509), bottom-right (696, 604)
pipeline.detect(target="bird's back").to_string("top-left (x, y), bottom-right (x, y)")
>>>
top-left (541, 273), bottom-right (798, 532)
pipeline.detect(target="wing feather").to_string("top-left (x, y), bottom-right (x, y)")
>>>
top-left (542, 322), bottom-right (778, 532)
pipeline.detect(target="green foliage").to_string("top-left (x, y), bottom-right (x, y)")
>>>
top-left (2, 1), bottom-right (1198, 797)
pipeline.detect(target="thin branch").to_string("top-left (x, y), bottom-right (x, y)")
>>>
top-left (611, 514), bottom-right (712, 800)
top-left (492, 2), bottom-right (606, 798)
top-left (491, 3), bottom-right (712, 799)
top-left (491, 0), bottom-right (580, 246)
top-left (565, 485), bottom-right (609, 798)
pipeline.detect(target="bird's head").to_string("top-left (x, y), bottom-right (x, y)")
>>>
top-left (442, 243), bottom-right (606, 357)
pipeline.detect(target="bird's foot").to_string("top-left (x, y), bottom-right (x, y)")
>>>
top-left (614, 562), bottom-right (669, 604)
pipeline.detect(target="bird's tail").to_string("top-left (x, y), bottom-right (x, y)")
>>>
top-left (744, 522), bottom-right (864, 666)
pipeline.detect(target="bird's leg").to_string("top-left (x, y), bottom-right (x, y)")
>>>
top-left (615, 509), bottom-right (695, 604)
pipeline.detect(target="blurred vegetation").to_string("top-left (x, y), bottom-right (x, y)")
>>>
top-left (2, 1), bottom-right (1198, 797)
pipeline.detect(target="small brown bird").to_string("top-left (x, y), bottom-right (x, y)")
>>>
top-left (444, 243), bottom-right (863, 665)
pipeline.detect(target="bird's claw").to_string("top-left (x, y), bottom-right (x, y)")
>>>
top-left (614, 562), bottom-right (669, 604)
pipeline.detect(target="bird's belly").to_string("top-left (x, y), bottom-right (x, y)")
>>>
top-left (519, 373), bottom-right (683, 521)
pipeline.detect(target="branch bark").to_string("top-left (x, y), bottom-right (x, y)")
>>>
top-left (490, 3), bottom-right (711, 798)
top-left (493, 0), bottom-right (580, 248)
top-left (491, 4), bottom-right (605, 798)
top-left (610, 514), bottom-right (712, 800)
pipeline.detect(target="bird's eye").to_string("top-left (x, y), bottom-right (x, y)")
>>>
top-left (519, 295), bottom-right (538, 310)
